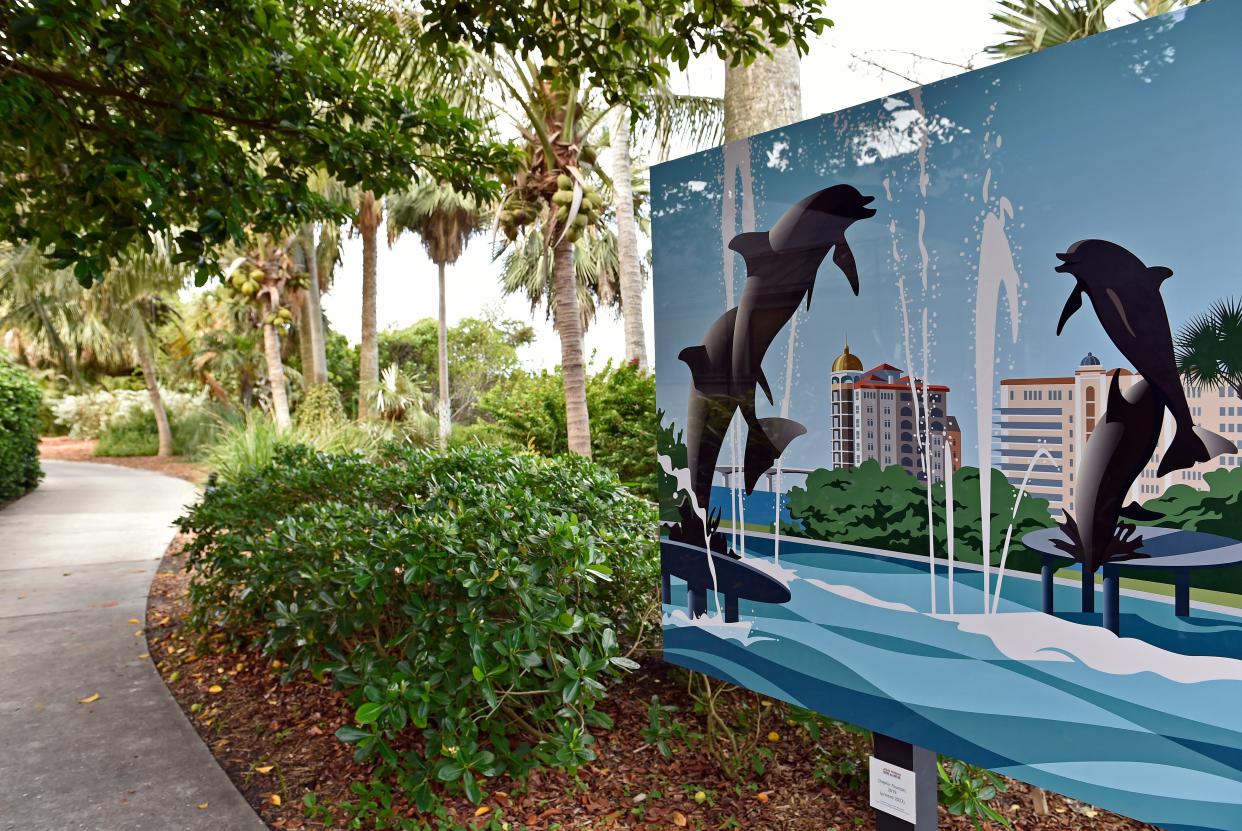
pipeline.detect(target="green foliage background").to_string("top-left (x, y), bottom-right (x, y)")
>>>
top-left (0, 359), bottom-right (42, 501)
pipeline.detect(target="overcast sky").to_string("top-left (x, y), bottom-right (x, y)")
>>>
top-left (322, 1), bottom-right (1142, 371)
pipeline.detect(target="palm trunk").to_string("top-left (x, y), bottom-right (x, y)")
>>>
top-left (436, 260), bottom-right (451, 450)
top-left (301, 224), bottom-right (328, 384)
top-left (357, 191), bottom-right (381, 420)
top-left (723, 39), bottom-right (802, 142)
top-left (553, 235), bottom-right (592, 457)
top-left (298, 303), bottom-right (316, 384)
top-left (131, 305), bottom-right (173, 457)
top-left (609, 105), bottom-right (648, 370)
top-left (262, 301), bottom-right (292, 430)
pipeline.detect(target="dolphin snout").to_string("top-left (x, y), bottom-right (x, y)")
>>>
top-left (857, 195), bottom-right (878, 219)
top-left (1054, 251), bottom-right (1076, 274)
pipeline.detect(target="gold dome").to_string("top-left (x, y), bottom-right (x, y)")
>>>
top-left (832, 342), bottom-right (863, 373)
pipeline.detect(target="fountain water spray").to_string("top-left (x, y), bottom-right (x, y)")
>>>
top-left (991, 447), bottom-right (1059, 613)
top-left (973, 167), bottom-right (1022, 612)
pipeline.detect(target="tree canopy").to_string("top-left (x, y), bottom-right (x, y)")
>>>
top-left (0, 0), bottom-right (516, 286)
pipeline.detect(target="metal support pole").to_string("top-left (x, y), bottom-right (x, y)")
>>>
top-left (1082, 569), bottom-right (1095, 613)
top-left (1103, 566), bottom-right (1120, 635)
top-left (872, 734), bottom-right (938, 830)
top-left (1040, 559), bottom-right (1054, 615)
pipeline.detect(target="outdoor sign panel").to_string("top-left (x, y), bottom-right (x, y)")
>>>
top-left (651, 3), bottom-right (1242, 829)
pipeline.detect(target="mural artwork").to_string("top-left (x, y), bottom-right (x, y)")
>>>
top-left (652, 4), bottom-right (1242, 830)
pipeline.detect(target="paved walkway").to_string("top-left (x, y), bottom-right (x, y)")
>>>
top-left (0, 461), bottom-right (266, 831)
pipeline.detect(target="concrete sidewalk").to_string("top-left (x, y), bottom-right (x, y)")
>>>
top-left (0, 461), bottom-right (266, 831)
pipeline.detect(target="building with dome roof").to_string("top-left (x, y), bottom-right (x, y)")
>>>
top-left (997, 354), bottom-right (1242, 516)
top-left (829, 342), bottom-right (960, 483)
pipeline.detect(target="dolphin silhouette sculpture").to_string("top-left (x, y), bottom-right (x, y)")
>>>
top-left (1054, 372), bottom-right (1166, 573)
top-left (679, 184), bottom-right (877, 514)
top-left (1054, 239), bottom-right (1233, 476)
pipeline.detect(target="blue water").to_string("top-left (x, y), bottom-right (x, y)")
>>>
top-left (707, 484), bottom-right (793, 527)
top-left (662, 536), bottom-right (1242, 831)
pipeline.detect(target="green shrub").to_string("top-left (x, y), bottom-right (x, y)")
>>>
top-left (0, 359), bottom-right (42, 501)
top-left (178, 444), bottom-right (658, 807)
top-left (296, 382), bottom-right (346, 427)
top-left (479, 361), bottom-right (656, 499)
top-left (93, 405), bottom-right (232, 457)
top-left (52, 387), bottom-right (209, 438)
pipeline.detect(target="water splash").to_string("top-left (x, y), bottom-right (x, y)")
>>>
top-left (945, 436), bottom-right (957, 614)
top-left (991, 447), bottom-right (1059, 613)
top-left (658, 453), bottom-right (721, 615)
top-left (973, 167), bottom-right (1022, 611)
top-left (773, 309), bottom-right (801, 565)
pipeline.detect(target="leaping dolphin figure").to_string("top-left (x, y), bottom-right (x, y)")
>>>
top-left (679, 184), bottom-right (877, 514)
top-left (1054, 372), bottom-right (1166, 573)
top-left (1054, 239), bottom-right (1233, 476)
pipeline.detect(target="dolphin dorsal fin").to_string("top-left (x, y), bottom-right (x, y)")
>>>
top-left (678, 345), bottom-right (711, 388)
top-left (1147, 266), bottom-right (1174, 284)
top-left (728, 232), bottom-right (774, 273)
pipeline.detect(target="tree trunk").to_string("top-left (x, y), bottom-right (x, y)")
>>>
top-left (131, 305), bottom-right (173, 458)
top-left (552, 235), bottom-right (592, 457)
top-left (301, 223), bottom-right (328, 385)
top-left (610, 105), bottom-right (649, 370)
top-left (263, 307), bottom-right (292, 430)
top-left (298, 302), bottom-right (316, 384)
top-left (723, 41), bottom-right (802, 142)
top-left (436, 260), bottom-right (451, 450)
top-left (357, 191), bottom-right (381, 419)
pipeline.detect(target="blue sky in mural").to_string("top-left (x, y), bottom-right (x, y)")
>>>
top-left (652, 1), bottom-right (1242, 470)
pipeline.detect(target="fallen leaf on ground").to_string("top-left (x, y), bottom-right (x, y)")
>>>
top-left (255, 765), bottom-right (274, 774)
top-left (197, 802), bottom-right (209, 810)
top-left (208, 685), bottom-right (223, 694)
top-left (138, 653), bottom-right (149, 659)
top-left (475, 806), bottom-right (490, 816)
top-left (128, 618), bottom-right (140, 624)
top-left (270, 794), bottom-right (282, 806)
top-left (672, 810), bottom-right (687, 827)
top-left (78, 693), bottom-right (100, 704)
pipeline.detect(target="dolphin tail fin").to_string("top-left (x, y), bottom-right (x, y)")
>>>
top-left (742, 417), bottom-right (806, 494)
top-left (1157, 425), bottom-right (1213, 477)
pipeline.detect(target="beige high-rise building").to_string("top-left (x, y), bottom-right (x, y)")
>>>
top-left (830, 343), bottom-right (961, 484)
top-left (997, 353), bottom-right (1242, 516)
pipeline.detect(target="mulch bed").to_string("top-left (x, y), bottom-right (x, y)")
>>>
top-left (146, 535), bottom-right (1159, 831)
top-left (40, 436), bottom-right (207, 483)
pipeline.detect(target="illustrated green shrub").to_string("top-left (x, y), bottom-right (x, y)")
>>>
top-left (296, 382), bottom-right (346, 427)
top-left (0, 360), bottom-right (43, 501)
top-left (179, 444), bottom-right (658, 805)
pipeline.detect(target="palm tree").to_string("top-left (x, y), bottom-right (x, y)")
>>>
top-left (296, 222), bottom-right (329, 386)
top-left (723, 39), bottom-right (801, 142)
top-left (609, 106), bottom-right (648, 369)
top-left (386, 182), bottom-right (487, 448)
top-left (354, 190), bottom-right (383, 420)
top-left (500, 223), bottom-right (625, 332)
top-left (986, 0), bottom-right (1199, 58)
top-left (1177, 297), bottom-right (1242, 402)
top-left (0, 242), bottom-right (187, 455)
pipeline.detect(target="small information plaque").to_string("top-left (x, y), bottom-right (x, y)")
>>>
top-left (870, 756), bottom-right (917, 824)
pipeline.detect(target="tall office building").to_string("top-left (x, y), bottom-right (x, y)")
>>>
top-left (830, 343), bottom-right (960, 483)
top-left (997, 353), bottom-right (1242, 515)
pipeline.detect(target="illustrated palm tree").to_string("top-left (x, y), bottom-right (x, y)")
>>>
top-left (386, 182), bottom-right (488, 448)
top-left (1178, 298), bottom-right (1242, 403)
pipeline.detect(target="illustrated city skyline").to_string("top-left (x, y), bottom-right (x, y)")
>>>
top-left (652, 3), bottom-right (1241, 475)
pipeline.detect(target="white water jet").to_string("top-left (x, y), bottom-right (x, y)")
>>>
top-left (721, 139), bottom-right (755, 560)
top-left (991, 447), bottom-right (1059, 613)
top-left (659, 454), bottom-right (722, 615)
top-left (946, 435), bottom-right (957, 614)
top-left (973, 167), bottom-right (1022, 612)
top-left (772, 309), bottom-right (800, 565)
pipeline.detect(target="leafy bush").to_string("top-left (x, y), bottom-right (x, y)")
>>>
top-left (784, 462), bottom-right (1054, 572)
top-left (479, 361), bottom-right (656, 498)
top-left (0, 359), bottom-right (42, 501)
top-left (51, 387), bottom-right (209, 439)
top-left (179, 444), bottom-right (659, 807)
top-left (296, 382), bottom-right (346, 427)
top-left (93, 406), bottom-right (230, 457)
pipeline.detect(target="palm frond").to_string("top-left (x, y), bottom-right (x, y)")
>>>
top-left (987, 0), bottom-right (1114, 59)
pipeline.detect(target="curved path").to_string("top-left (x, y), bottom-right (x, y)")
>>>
top-left (0, 461), bottom-right (266, 831)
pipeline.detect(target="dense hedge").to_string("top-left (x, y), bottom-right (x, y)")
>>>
top-left (179, 444), bottom-right (659, 806)
top-left (0, 360), bottom-right (42, 501)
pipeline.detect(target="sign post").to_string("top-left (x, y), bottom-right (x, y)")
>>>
top-left (871, 734), bottom-right (937, 830)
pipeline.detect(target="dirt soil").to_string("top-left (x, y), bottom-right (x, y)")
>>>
top-left (146, 536), bottom-right (1160, 831)
top-left (40, 436), bottom-right (207, 484)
